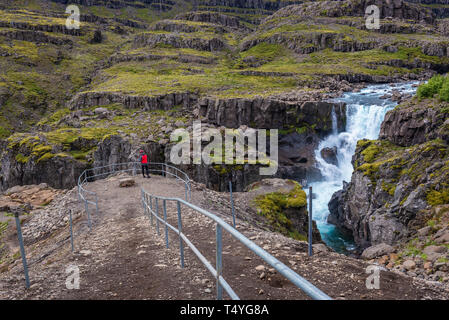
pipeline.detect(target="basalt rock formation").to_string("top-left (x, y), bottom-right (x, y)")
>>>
top-left (328, 97), bottom-right (449, 249)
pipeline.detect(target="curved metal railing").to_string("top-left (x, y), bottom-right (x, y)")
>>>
top-left (77, 161), bottom-right (192, 229)
top-left (76, 162), bottom-right (332, 300)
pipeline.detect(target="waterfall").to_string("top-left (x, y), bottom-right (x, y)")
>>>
top-left (331, 106), bottom-right (338, 135)
top-left (307, 82), bottom-right (418, 253)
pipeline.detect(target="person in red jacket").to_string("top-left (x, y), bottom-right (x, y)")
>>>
top-left (140, 150), bottom-right (150, 178)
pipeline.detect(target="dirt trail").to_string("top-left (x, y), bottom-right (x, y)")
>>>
top-left (0, 174), bottom-right (448, 300)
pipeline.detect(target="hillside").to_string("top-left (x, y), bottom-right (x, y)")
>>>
top-left (0, 0), bottom-right (449, 300)
top-left (1, 0), bottom-right (449, 192)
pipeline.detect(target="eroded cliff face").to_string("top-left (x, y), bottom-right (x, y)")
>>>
top-left (328, 97), bottom-right (449, 249)
top-left (0, 97), bottom-right (346, 192)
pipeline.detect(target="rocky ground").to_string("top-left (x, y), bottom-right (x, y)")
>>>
top-left (1, 173), bottom-right (448, 300)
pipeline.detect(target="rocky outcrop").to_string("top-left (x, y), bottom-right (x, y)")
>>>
top-left (268, 0), bottom-right (435, 24)
top-left (0, 29), bottom-right (73, 45)
top-left (69, 91), bottom-right (198, 111)
top-left (241, 31), bottom-right (379, 55)
top-left (361, 243), bottom-right (395, 259)
top-left (175, 11), bottom-right (248, 30)
top-left (0, 149), bottom-right (88, 191)
top-left (133, 32), bottom-right (227, 52)
top-left (196, 0), bottom-right (303, 11)
top-left (245, 178), bottom-right (322, 242)
top-left (321, 147), bottom-right (338, 166)
top-left (198, 97), bottom-right (346, 133)
top-left (49, 0), bottom-right (175, 9)
top-left (107, 52), bottom-right (216, 66)
top-left (379, 99), bottom-right (449, 146)
top-left (0, 183), bottom-right (61, 214)
top-left (179, 162), bottom-right (263, 192)
top-left (0, 21), bottom-right (82, 36)
top-left (150, 19), bottom-right (228, 34)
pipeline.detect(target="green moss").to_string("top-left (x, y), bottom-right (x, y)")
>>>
top-left (0, 221), bottom-right (8, 237)
top-left (285, 183), bottom-right (307, 208)
top-left (426, 188), bottom-right (449, 206)
top-left (253, 181), bottom-right (308, 240)
top-left (32, 145), bottom-right (52, 157)
top-left (15, 153), bottom-right (29, 164)
top-left (37, 152), bottom-right (55, 163)
top-left (361, 143), bottom-right (381, 163)
top-left (382, 181), bottom-right (397, 196)
top-left (0, 126), bottom-right (10, 138)
top-left (400, 194), bottom-right (409, 206)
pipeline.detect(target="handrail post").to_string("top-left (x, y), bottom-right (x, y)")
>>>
top-left (163, 199), bottom-right (169, 248)
top-left (155, 198), bottom-right (160, 236)
top-left (14, 213), bottom-right (30, 289)
top-left (229, 181), bottom-right (236, 228)
top-left (308, 186), bottom-right (313, 257)
top-left (177, 201), bottom-right (184, 268)
top-left (85, 200), bottom-right (91, 231)
top-left (216, 223), bottom-right (223, 300)
top-left (69, 209), bottom-right (74, 252)
top-left (185, 183), bottom-right (188, 201)
top-left (189, 181), bottom-right (192, 201)
top-left (149, 195), bottom-right (153, 226)
top-left (142, 192), bottom-right (147, 216)
top-left (95, 195), bottom-right (99, 215)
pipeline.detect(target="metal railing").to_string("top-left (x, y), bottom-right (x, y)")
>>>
top-left (141, 190), bottom-right (332, 301)
top-left (77, 161), bottom-right (192, 230)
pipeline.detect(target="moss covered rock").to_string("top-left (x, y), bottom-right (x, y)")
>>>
top-left (247, 178), bottom-right (322, 242)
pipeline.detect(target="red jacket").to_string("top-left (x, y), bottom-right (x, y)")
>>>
top-left (140, 154), bottom-right (148, 164)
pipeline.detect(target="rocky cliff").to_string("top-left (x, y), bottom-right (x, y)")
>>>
top-left (328, 95), bottom-right (449, 249)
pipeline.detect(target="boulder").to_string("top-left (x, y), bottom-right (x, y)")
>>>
top-left (361, 243), bottom-right (395, 259)
top-left (417, 226), bottom-right (432, 237)
top-left (435, 232), bottom-right (449, 244)
top-left (320, 147), bottom-right (338, 166)
top-left (94, 107), bottom-right (109, 115)
top-left (119, 178), bottom-right (135, 188)
top-left (403, 260), bottom-right (416, 270)
top-left (423, 245), bottom-right (447, 255)
top-left (312, 243), bottom-right (330, 253)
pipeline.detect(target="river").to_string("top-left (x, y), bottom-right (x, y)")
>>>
top-left (307, 81), bottom-right (419, 254)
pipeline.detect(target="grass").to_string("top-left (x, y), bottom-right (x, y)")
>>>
top-left (417, 75), bottom-right (449, 102)
top-left (89, 58), bottom-right (299, 98)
